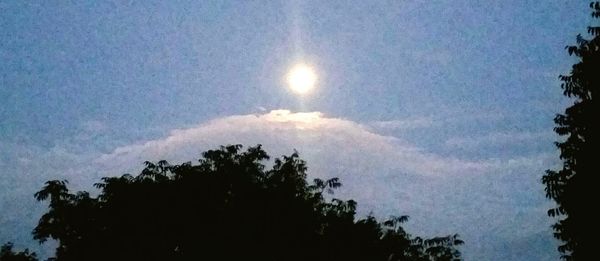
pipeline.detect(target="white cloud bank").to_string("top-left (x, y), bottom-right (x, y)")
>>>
top-left (96, 110), bottom-right (490, 178)
top-left (1, 110), bottom-right (558, 260)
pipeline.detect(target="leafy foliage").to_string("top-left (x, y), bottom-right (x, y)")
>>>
top-left (31, 145), bottom-right (462, 261)
top-left (0, 243), bottom-right (37, 261)
top-left (542, 2), bottom-right (599, 260)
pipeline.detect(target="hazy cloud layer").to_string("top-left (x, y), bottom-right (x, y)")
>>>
top-left (1, 110), bottom-right (557, 260)
top-left (369, 117), bottom-right (437, 131)
top-left (444, 130), bottom-right (555, 149)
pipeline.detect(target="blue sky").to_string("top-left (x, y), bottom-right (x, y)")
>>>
top-left (0, 1), bottom-right (594, 259)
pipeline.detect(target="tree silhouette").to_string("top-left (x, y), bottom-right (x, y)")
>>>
top-left (0, 243), bottom-right (37, 261)
top-left (29, 145), bottom-right (462, 261)
top-left (543, 2), bottom-right (598, 260)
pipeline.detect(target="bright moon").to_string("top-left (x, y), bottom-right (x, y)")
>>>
top-left (287, 64), bottom-right (317, 94)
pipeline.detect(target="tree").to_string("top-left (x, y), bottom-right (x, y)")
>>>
top-left (0, 243), bottom-right (37, 261)
top-left (31, 145), bottom-right (463, 261)
top-left (542, 2), bottom-right (599, 260)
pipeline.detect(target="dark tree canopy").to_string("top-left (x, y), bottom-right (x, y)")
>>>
top-left (542, 2), bottom-right (599, 260)
top-left (0, 243), bottom-right (37, 261)
top-left (26, 145), bottom-right (462, 261)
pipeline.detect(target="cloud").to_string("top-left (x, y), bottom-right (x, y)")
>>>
top-left (369, 117), bottom-right (437, 131)
top-left (444, 130), bottom-right (555, 149)
top-left (368, 109), bottom-right (507, 134)
top-left (94, 110), bottom-right (492, 178)
top-left (0, 110), bottom-right (558, 260)
top-left (91, 110), bottom-right (556, 258)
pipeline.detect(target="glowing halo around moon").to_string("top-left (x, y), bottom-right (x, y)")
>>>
top-left (286, 63), bottom-right (317, 95)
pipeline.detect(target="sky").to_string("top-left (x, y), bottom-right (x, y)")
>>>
top-left (0, 0), bottom-right (594, 259)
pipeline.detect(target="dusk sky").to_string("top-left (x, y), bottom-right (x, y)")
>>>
top-left (0, 1), bottom-right (594, 259)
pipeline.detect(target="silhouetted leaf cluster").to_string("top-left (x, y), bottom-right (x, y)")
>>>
top-left (543, 2), bottom-right (599, 260)
top-left (24, 145), bottom-right (462, 261)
